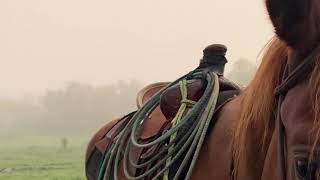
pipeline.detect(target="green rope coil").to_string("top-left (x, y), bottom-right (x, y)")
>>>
top-left (98, 69), bottom-right (220, 180)
top-left (163, 79), bottom-right (196, 180)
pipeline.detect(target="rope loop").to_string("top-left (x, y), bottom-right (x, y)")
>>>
top-left (181, 99), bottom-right (197, 108)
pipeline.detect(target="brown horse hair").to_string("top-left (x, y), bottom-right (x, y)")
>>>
top-left (232, 37), bottom-right (288, 178)
top-left (304, 0), bottom-right (320, 163)
top-left (265, 0), bottom-right (320, 169)
top-left (309, 55), bottom-right (320, 162)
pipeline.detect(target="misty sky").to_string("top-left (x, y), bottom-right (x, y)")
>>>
top-left (0, 0), bottom-right (274, 97)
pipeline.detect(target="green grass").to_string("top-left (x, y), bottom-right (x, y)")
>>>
top-left (0, 136), bottom-right (89, 180)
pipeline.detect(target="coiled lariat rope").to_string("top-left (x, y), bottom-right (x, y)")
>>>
top-left (98, 69), bottom-right (220, 180)
top-left (163, 79), bottom-right (196, 180)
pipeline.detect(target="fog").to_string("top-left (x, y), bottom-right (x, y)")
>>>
top-left (0, 3), bottom-right (275, 180)
top-left (0, 0), bottom-right (273, 98)
top-left (0, 0), bottom-right (273, 136)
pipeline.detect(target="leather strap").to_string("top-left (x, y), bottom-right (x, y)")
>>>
top-left (275, 45), bottom-right (320, 96)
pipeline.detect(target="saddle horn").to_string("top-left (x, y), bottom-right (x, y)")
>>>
top-left (198, 44), bottom-right (228, 75)
top-left (160, 44), bottom-right (234, 120)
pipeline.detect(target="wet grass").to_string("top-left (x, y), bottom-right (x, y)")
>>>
top-left (0, 136), bottom-right (89, 180)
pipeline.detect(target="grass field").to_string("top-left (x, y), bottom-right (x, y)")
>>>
top-left (0, 136), bottom-right (89, 180)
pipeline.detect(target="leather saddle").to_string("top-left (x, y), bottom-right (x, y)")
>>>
top-left (137, 77), bottom-right (239, 141)
top-left (85, 44), bottom-right (241, 180)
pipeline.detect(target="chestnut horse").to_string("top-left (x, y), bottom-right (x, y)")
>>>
top-left (86, 39), bottom-right (287, 180)
top-left (86, 0), bottom-right (320, 179)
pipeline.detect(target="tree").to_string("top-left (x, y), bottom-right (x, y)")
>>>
top-left (226, 58), bottom-right (257, 87)
top-left (0, 80), bottom-right (143, 136)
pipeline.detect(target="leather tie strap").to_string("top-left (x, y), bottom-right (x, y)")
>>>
top-left (275, 45), bottom-right (320, 96)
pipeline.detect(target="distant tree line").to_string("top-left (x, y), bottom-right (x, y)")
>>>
top-left (0, 80), bottom-right (142, 136)
top-left (0, 59), bottom-right (257, 136)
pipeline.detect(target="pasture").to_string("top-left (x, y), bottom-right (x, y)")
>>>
top-left (0, 136), bottom-right (88, 180)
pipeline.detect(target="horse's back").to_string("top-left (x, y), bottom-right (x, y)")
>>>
top-left (191, 97), bottom-right (241, 179)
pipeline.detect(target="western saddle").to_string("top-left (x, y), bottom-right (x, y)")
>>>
top-left (85, 44), bottom-right (240, 180)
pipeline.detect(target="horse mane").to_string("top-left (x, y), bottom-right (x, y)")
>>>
top-left (232, 37), bottom-right (288, 178)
